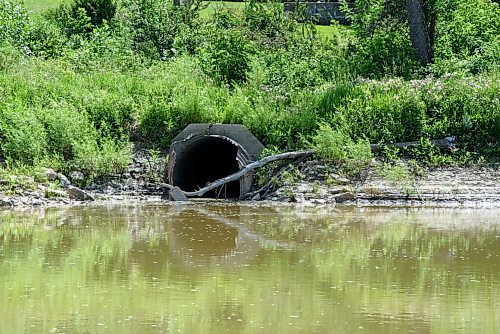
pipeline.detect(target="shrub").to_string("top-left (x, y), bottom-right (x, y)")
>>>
top-left (198, 27), bottom-right (255, 85)
top-left (138, 57), bottom-right (227, 146)
top-left (0, 43), bottom-right (22, 71)
top-left (72, 0), bottom-right (116, 27)
top-left (317, 80), bottom-right (427, 143)
top-left (349, 26), bottom-right (420, 79)
top-left (39, 103), bottom-right (98, 160)
top-left (0, 0), bottom-right (29, 47)
top-left (47, 0), bottom-right (117, 37)
top-left (432, 0), bottom-right (500, 74)
top-left (73, 138), bottom-right (130, 179)
top-left (419, 72), bottom-right (500, 149)
top-left (260, 39), bottom-right (349, 94)
top-left (122, 0), bottom-right (201, 60)
top-left (61, 22), bottom-right (137, 71)
top-left (244, 0), bottom-right (287, 38)
top-left (340, 0), bottom-right (420, 78)
top-left (315, 72), bottom-right (499, 152)
top-left (312, 122), bottom-right (372, 175)
top-left (24, 19), bottom-right (67, 58)
top-left (0, 106), bottom-right (47, 165)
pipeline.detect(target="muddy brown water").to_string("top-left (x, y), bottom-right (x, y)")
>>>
top-left (0, 204), bottom-right (499, 333)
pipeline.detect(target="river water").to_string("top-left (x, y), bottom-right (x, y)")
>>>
top-left (0, 204), bottom-right (499, 333)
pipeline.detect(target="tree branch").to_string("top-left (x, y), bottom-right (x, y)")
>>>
top-left (180, 150), bottom-right (314, 198)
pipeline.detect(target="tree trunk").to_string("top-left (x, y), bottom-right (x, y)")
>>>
top-left (406, 0), bottom-right (434, 65)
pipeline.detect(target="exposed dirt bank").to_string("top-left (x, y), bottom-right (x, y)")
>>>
top-left (1, 149), bottom-right (499, 209)
top-left (259, 160), bottom-right (500, 207)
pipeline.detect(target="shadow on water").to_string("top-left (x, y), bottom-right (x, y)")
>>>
top-left (0, 204), bottom-right (499, 333)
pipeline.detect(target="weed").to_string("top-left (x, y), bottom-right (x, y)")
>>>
top-left (311, 180), bottom-right (319, 194)
top-left (145, 148), bottom-right (168, 183)
top-left (311, 123), bottom-right (372, 176)
top-left (376, 162), bottom-right (419, 197)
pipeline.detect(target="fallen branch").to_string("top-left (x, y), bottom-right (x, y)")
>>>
top-left (180, 150), bottom-right (314, 198)
top-left (244, 154), bottom-right (310, 200)
top-left (168, 137), bottom-right (457, 200)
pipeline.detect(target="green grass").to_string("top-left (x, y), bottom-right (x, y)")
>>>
top-left (24, 0), bottom-right (68, 14)
top-left (316, 24), bottom-right (338, 38)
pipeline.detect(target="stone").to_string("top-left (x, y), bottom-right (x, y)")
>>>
top-left (329, 186), bottom-right (347, 195)
top-left (129, 167), bottom-right (143, 179)
top-left (334, 192), bottom-right (355, 203)
top-left (69, 171), bottom-right (85, 182)
top-left (329, 173), bottom-right (350, 185)
top-left (110, 181), bottom-right (122, 189)
top-left (57, 173), bottom-right (71, 188)
top-left (46, 168), bottom-right (58, 181)
top-left (31, 198), bottom-right (44, 206)
top-left (310, 198), bottom-right (326, 205)
top-left (67, 186), bottom-right (94, 201)
top-left (169, 187), bottom-right (188, 201)
top-left (251, 193), bottom-right (261, 201)
top-left (0, 196), bottom-right (13, 207)
top-left (296, 182), bottom-right (312, 193)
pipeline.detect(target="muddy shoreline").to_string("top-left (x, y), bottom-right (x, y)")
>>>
top-left (1, 148), bottom-right (499, 209)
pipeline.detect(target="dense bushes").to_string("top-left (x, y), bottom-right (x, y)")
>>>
top-left (122, 0), bottom-right (203, 60)
top-left (0, 0), bottom-right (29, 47)
top-left (199, 27), bottom-right (255, 85)
top-left (315, 73), bottom-right (499, 149)
top-left (0, 0), bottom-right (498, 180)
top-left (433, 0), bottom-right (500, 74)
top-left (312, 123), bottom-right (372, 175)
top-left (48, 0), bottom-right (117, 37)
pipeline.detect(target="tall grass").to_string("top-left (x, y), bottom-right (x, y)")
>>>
top-left (0, 0), bottom-right (498, 180)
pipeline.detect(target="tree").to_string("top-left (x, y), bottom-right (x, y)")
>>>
top-left (406, 0), bottom-right (434, 64)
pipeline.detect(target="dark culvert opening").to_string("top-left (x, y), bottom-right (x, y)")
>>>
top-left (172, 136), bottom-right (241, 199)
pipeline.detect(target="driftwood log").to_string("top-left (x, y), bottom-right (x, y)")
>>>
top-left (168, 137), bottom-right (457, 200)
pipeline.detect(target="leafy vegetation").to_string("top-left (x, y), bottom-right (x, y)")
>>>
top-left (0, 0), bottom-right (498, 181)
top-left (312, 122), bottom-right (372, 175)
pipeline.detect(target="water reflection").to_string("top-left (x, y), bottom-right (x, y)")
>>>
top-left (0, 205), bottom-right (499, 333)
top-left (167, 210), bottom-right (261, 268)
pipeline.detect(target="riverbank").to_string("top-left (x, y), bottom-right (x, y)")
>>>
top-left (267, 160), bottom-right (500, 207)
top-left (1, 147), bottom-right (498, 208)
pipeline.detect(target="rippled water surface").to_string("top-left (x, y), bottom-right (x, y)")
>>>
top-left (0, 204), bottom-right (499, 333)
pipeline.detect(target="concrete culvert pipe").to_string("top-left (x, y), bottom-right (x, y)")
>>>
top-left (168, 124), bottom-right (264, 199)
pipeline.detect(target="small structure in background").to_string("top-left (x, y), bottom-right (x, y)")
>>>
top-left (283, 0), bottom-right (354, 25)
